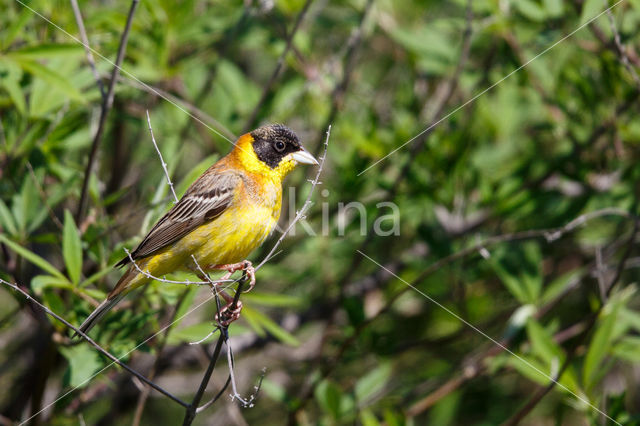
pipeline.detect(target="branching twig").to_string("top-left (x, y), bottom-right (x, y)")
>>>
top-left (146, 110), bottom-right (178, 203)
top-left (76, 0), bottom-right (140, 223)
top-left (182, 279), bottom-right (246, 426)
top-left (604, 1), bottom-right (640, 89)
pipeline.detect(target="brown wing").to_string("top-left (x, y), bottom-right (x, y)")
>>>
top-left (115, 171), bottom-right (241, 267)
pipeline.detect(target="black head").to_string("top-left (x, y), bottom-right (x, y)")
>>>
top-left (250, 124), bottom-right (304, 169)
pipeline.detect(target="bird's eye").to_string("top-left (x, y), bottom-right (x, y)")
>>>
top-left (275, 140), bottom-right (286, 152)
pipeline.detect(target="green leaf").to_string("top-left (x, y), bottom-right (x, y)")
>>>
top-left (9, 57), bottom-right (85, 102)
top-left (0, 234), bottom-right (65, 280)
top-left (31, 275), bottom-right (73, 294)
top-left (583, 305), bottom-right (619, 390)
top-left (612, 336), bottom-right (640, 362)
top-left (543, 0), bottom-right (564, 17)
top-left (360, 409), bottom-right (381, 426)
top-left (42, 290), bottom-right (65, 316)
top-left (488, 258), bottom-right (530, 304)
top-left (59, 345), bottom-right (103, 388)
top-left (242, 292), bottom-right (304, 308)
top-left (315, 379), bottom-right (343, 419)
top-left (80, 265), bottom-right (117, 288)
top-left (355, 362), bottom-right (392, 405)
top-left (260, 379), bottom-right (288, 404)
top-left (526, 319), bottom-right (563, 364)
top-left (6, 44), bottom-right (84, 60)
top-left (0, 199), bottom-right (17, 236)
top-left (515, 0), bottom-right (547, 21)
top-left (242, 305), bottom-right (299, 346)
top-left (0, 77), bottom-right (26, 114)
top-left (63, 210), bottom-right (83, 285)
top-left (580, 0), bottom-right (604, 25)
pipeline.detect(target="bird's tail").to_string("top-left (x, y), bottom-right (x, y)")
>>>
top-left (74, 266), bottom-right (140, 338)
top-left (75, 293), bottom-right (125, 337)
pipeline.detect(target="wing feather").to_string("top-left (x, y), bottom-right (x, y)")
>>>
top-left (115, 171), bottom-right (241, 267)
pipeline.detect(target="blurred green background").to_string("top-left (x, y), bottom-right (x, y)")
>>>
top-left (2, 0), bottom-right (640, 424)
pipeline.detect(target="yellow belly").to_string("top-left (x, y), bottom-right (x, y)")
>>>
top-left (189, 203), bottom-right (278, 266)
top-left (127, 202), bottom-right (278, 290)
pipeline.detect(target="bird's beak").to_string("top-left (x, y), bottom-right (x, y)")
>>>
top-left (290, 147), bottom-right (319, 165)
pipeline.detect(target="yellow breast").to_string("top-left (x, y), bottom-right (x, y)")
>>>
top-left (190, 175), bottom-right (281, 267)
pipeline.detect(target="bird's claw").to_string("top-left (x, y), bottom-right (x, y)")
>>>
top-left (216, 300), bottom-right (243, 326)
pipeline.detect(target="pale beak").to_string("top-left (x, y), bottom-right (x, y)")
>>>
top-left (290, 147), bottom-right (319, 165)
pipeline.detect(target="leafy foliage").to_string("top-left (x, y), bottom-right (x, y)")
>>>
top-left (1, 0), bottom-right (640, 424)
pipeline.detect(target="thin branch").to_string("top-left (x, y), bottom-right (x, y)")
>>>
top-left (256, 125), bottom-right (330, 270)
top-left (0, 278), bottom-right (188, 408)
top-left (123, 248), bottom-right (211, 286)
top-left (604, 1), bottom-right (640, 89)
top-left (182, 279), bottom-right (246, 426)
top-left (70, 0), bottom-right (106, 99)
top-left (243, 0), bottom-right (314, 132)
top-left (146, 110), bottom-right (178, 203)
top-left (76, 0), bottom-right (140, 223)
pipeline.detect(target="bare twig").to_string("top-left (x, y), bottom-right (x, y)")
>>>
top-left (70, 0), bottom-right (105, 99)
top-left (76, 0), bottom-right (140, 222)
top-left (604, 1), bottom-right (640, 89)
top-left (256, 125), bottom-right (330, 270)
top-left (123, 248), bottom-right (210, 286)
top-left (0, 278), bottom-right (188, 408)
top-left (243, 0), bottom-right (314, 132)
top-left (146, 110), bottom-right (178, 203)
top-left (182, 279), bottom-right (246, 426)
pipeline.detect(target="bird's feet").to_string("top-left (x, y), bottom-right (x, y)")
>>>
top-left (216, 299), bottom-right (243, 327)
top-left (212, 260), bottom-right (256, 292)
top-left (203, 260), bottom-right (255, 326)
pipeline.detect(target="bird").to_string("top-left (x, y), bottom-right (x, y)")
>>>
top-left (77, 124), bottom-right (318, 336)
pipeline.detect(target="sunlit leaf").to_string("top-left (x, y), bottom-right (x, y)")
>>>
top-left (63, 210), bottom-right (83, 285)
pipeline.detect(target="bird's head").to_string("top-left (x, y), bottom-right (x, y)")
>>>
top-left (233, 124), bottom-right (318, 180)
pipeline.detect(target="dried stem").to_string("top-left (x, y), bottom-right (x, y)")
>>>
top-left (76, 0), bottom-right (140, 223)
top-left (603, 1), bottom-right (640, 89)
top-left (146, 110), bottom-right (178, 203)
